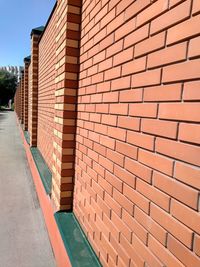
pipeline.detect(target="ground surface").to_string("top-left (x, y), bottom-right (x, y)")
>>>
top-left (0, 111), bottom-right (55, 267)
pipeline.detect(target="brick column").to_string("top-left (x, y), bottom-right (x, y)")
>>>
top-left (29, 27), bottom-right (44, 147)
top-left (15, 84), bottom-right (20, 118)
top-left (23, 56), bottom-right (31, 131)
top-left (20, 70), bottom-right (24, 126)
top-left (18, 79), bottom-right (22, 121)
top-left (51, 0), bottom-right (82, 211)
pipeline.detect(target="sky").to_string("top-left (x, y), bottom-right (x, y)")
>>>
top-left (0, 0), bottom-right (55, 66)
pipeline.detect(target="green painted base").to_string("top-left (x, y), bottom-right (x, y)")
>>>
top-left (55, 212), bottom-right (102, 267)
top-left (24, 131), bottom-right (30, 145)
top-left (30, 147), bottom-right (52, 195)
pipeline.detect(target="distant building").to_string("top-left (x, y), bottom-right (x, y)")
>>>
top-left (0, 66), bottom-right (23, 81)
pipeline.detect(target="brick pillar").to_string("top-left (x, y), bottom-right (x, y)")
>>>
top-left (20, 70), bottom-right (24, 126)
top-left (18, 79), bottom-right (22, 121)
top-left (29, 27), bottom-right (44, 147)
top-left (15, 84), bottom-right (20, 118)
top-left (51, 0), bottom-right (82, 211)
top-left (23, 56), bottom-right (31, 131)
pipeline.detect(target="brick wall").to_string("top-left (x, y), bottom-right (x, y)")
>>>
top-left (15, 0), bottom-right (200, 266)
top-left (73, 0), bottom-right (200, 266)
top-left (28, 63), bottom-right (31, 134)
top-left (38, 8), bottom-right (57, 171)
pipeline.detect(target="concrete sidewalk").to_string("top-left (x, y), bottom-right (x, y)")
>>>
top-left (0, 111), bottom-right (55, 267)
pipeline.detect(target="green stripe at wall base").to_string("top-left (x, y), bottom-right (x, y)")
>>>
top-left (30, 147), bottom-right (52, 195)
top-left (54, 212), bottom-right (102, 267)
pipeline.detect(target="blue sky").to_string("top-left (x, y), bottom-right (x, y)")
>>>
top-left (0, 0), bottom-right (55, 66)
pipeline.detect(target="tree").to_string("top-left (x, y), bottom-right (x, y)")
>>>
top-left (0, 70), bottom-right (17, 106)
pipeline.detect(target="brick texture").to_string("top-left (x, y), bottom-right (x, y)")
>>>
top-left (15, 0), bottom-right (200, 266)
top-left (37, 8), bottom-right (57, 171)
top-left (23, 57), bottom-right (30, 131)
top-left (73, 0), bottom-right (200, 266)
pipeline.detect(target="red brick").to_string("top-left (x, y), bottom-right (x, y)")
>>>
top-left (174, 161), bottom-right (200, 190)
top-left (96, 103), bottom-right (109, 114)
top-left (96, 81), bottom-right (111, 93)
top-left (111, 76), bottom-right (131, 91)
top-left (106, 39), bottom-right (123, 58)
top-left (150, 203), bottom-right (193, 248)
top-left (115, 140), bottom-right (138, 160)
top-left (183, 81), bottom-right (200, 101)
top-left (120, 234), bottom-right (145, 267)
top-left (115, 18), bottom-right (136, 41)
top-left (132, 69), bottom-right (161, 88)
top-left (92, 72), bottom-right (104, 84)
top-left (124, 24), bottom-right (149, 49)
top-left (150, 0), bottom-right (191, 34)
top-left (194, 235), bottom-right (200, 257)
top-left (104, 66), bottom-right (121, 81)
top-left (113, 189), bottom-right (134, 215)
top-left (101, 114), bottom-right (117, 126)
top-left (138, 148), bottom-right (174, 176)
top-left (108, 126), bottom-right (127, 141)
top-left (136, 178), bottom-right (170, 211)
top-left (124, 183), bottom-right (150, 214)
top-left (122, 209), bottom-right (148, 245)
top-left (93, 50), bottom-right (106, 64)
top-left (109, 103), bottom-right (128, 115)
top-left (103, 91), bottom-right (119, 103)
top-left (125, 157), bottom-right (152, 183)
top-left (117, 116), bottom-right (140, 131)
top-left (100, 135), bottom-right (115, 150)
top-left (129, 103), bottom-right (158, 118)
top-left (162, 59), bottom-right (200, 83)
top-left (100, 7), bottom-right (115, 29)
top-left (99, 33), bottom-right (114, 51)
top-left (134, 206), bottom-right (167, 245)
top-left (147, 43), bottom-right (187, 68)
top-left (171, 199), bottom-right (200, 234)
top-left (116, 0), bottom-right (135, 15)
top-left (153, 171), bottom-right (199, 209)
top-left (141, 118), bottom-right (178, 139)
top-left (113, 47), bottom-right (133, 66)
top-left (169, 0), bottom-right (185, 8)
top-left (119, 89), bottom-right (143, 103)
top-left (122, 57), bottom-right (146, 76)
top-left (136, 0), bottom-right (168, 27)
top-left (99, 57), bottom-right (112, 72)
top-left (131, 232), bottom-right (163, 267)
top-left (168, 234), bottom-right (200, 267)
top-left (148, 235), bottom-right (184, 267)
top-left (159, 103), bottom-right (200, 122)
top-left (127, 130), bottom-right (155, 151)
top-left (107, 13), bottom-right (124, 34)
top-left (105, 170), bottom-right (123, 192)
top-left (124, 0), bottom-right (151, 21)
top-left (99, 155), bottom-right (114, 173)
top-left (104, 192), bottom-right (122, 217)
top-left (192, 0), bottom-right (200, 15)
top-left (156, 137), bottom-right (200, 166)
top-left (114, 164), bottom-right (136, 188)
top-left (98, 175), bottom-right (113, 195)
top-left (167, 14), bottom-right (200, 45)
top-left (94, 27), bottom-right (107, 44)
top-left (143, 84), bottom-right (182, 102)
top-left (110, 235), bottom-right (130, 266)
top-left (188, 36), bottom-right (200, 58)
top-left (178, 123), bottom-right (200, 144)
top-left (107, 148), bottom-right (124, 167)
top-left (135, 32), bottom-right (165, 57)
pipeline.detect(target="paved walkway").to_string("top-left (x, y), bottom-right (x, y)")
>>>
top-left (0, 111), bottom-right (55, 267)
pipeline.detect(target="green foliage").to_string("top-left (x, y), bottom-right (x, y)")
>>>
top-left (0, 70), bottom-right (17, 106)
